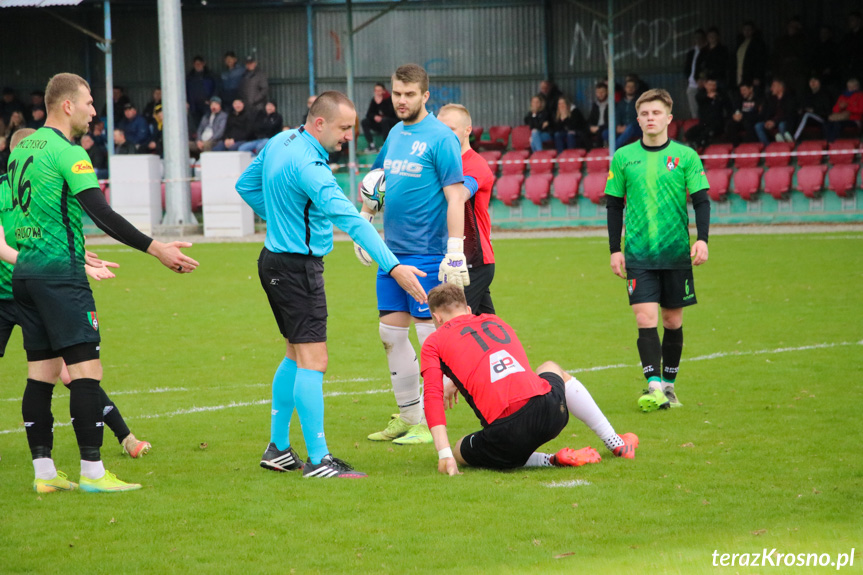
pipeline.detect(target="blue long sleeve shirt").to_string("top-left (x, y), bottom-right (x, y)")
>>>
top-left (236, 127), bottom-right (399, 271)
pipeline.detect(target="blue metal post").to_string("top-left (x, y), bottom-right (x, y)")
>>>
top-left (307, 1), bottom-right (315, 96)
top-left (607, 0), bottom-right (616, 157)
top-left (104, 0), bottom-right (114, 180)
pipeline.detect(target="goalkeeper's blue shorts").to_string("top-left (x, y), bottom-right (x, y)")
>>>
top-left (376, 254), bottom-right (441, 319)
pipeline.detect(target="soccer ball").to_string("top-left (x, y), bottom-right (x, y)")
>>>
top-left (360, 168), bottom-right (386, 212)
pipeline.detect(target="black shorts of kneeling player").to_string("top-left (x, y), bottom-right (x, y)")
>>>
top-left (626, 267), bottom-right (697, 308)
top-left (458, 373), bottom-right (569, 470)
top-left (258, 247), bottom-right (328, 344)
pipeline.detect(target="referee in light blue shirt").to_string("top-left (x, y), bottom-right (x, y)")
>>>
top-left (236, 91), bottom-right (427, 478)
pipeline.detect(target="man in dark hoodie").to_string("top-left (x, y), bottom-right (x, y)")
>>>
top-left (186, 55), bottom-right (217, 131)
top-left (213, 98), bottom-right (255, 151)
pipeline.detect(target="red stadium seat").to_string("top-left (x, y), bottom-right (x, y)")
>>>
top-left (732, 167), bottom-right (763, 201)
top-left (190, 180), bottom-right (203, 211)
top-left (582, 172), bottom-right (609, 204)
top-left (826, 164), bottom-right (859, 197)
top-left (494, 174), bottom-right (524, 206)
top-left (796, 164), bottom-right (828, 198)
top-left (828, 139), bottom-right (859, 165)
top-left (557, 148), bottom-right (586, 173)
top-left (583, 148), bottom-right (610, 173)
top-left (552, 173), bottom-right (582, 204)
top-left (763, 142), bottom-right (793, 167)
top-left (479, 150), bottom-right (502, 176)
top-left (763, 166), bottom-right (794, 200)
top-left (701, 144), bottom-right (733, 169)
top-left (510, 125), bottom-right (532, 150)
top-left (524, 173), bottom-right (554, 205)
top-left (704, 168), bottom-right (732, 202)
top-left (470, 126), bottom-right (483, 149)
top-left (796, 140), bottom-right (826, 166)
top-left (681, 118), bottom-right (699, 141)
top-left (667, 120), bottom-right (679, 140)
top-left (477, 125), bottom-right (510, 151)
top-left (500, 150), bottom-right (529, 176)
top-left (528, 150), bottom-right (557, 174)
top-left (732, 143), bottom-right (764, 168)
top-left (99, 181), bottom-right (110, 204)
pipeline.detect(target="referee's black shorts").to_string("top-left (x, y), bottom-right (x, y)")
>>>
top-left (458, 373), bottom-right (569, 470)
top-left (258, 247), bottom-right (328, 344)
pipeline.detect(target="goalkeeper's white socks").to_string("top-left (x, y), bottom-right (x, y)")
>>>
top-left (414, 321), bottom-right (435, 347)
top-left (564, 378), bottom-right (624, 451)
top-left (379, 323), bottom-right (423, 426)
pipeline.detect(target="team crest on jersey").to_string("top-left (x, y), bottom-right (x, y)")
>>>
top-left (87, 311), bottom-right (99, 331)
top-left (488, 350), bottom-right (525, 383)
top-left (71, 160), bottom-right (95, 174)
top-left (627, 279), bottom-right (636, 295)
top-left (665, 156), bottom-right (679, 171)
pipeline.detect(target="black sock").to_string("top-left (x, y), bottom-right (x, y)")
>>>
top-left (99, 387), bottom-right (131, 444)
top-left (662, 326), bottom-right (684, 384)
top-left (68, 378), bottom-right (104, 461)
top-left (636, 328), bottom-right (662, 385)
top-left (22, 379), bottom-right (55, 460)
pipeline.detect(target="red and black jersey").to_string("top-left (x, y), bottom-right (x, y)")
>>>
top-left (421, 313), bottom-right (550, 429)
top-left (461, 148), bottom-right (495, 268)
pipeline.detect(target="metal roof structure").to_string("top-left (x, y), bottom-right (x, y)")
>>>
top-left (0, 0), bottom-right (83, 6)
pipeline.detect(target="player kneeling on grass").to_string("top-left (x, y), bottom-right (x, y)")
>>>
top-left (420, 284), bottom-right (638, 474)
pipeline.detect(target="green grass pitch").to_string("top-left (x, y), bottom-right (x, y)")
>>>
top-left (1, 232), bottom-right (861, 574)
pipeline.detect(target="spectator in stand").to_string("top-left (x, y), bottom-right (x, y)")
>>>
top-left (825, 78), bottom-right (863, 142)
top-left (552, 96), bottom-right (589, 153)
top-left (186, 55), bottom-right (218, 131)
top-left (813, 26), bottom-right (839, 92)
top-left (839, 12), bottom-right (863, 85)
top-left (239, 55), bottom-right (268, 114)
top-left (90, 119), bottom-right (107, 146)
top-left (239, 100), bottom-right (284, 154)
top-left (684, 78), bottom-right (731, 148)
top-left (4, 111), bottom-right (26, 140)
top-left (190, 96), bottom-right (227, 158)
top-left (119, 103), bottom-right (150, 150)
top-left (525, 94), bottom-right (552, 152)
top-left (701, 28), bottom-right (731, 90)
top-left (772, 17), bottom-right (809, 98)
top-left (587, 81), bottom-right (610, 147)
top-left (27, 107), bottom-right (46, 130)
top-left (0, 136), bottom-right (7, 174)
top-left (29, 90), bottom-right (46, 113)
top-left (113, 128), bottom-right (138, 155)
top-left (101, 86), bottom-right (131, 127)
top-left (615, 79), bottom-right (641, 148)
top-left (360, 83), bottom-right (397, 153)
top-left (735, 21), bottom-right (768, 94)
top-left (146, 104), bottom-right (164, 157)
top-left (142, 88), bottom-right (162, 124)
top-left (213, 98), bottom-right (254, 151)
top-left (683, 29), bottom-right (707, 120)
top-left (1, 87), bottom-right (26, 124)
top-left (793, 76), bottom-right (833, 141)
top-left (81, 134), bottom-right (108, 179)
top-left (539, 80), bottom-right (563, 111)
top-left (625, 73), bottom-right (649, 98)
top-left (220, 51), bottom-right (244, 105)
top-left (725, 81), bottom-right (762, 145)
top-left (755, 79), bottom-right (797, 144)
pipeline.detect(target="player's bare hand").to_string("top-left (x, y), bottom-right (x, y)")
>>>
top-left (691, 240), bottom-right (709, 266)
top-left (84, 264), bottom-right (116, 281)
top-left (610, 252), bottom-right (626, 279)
top-left (438, 457), bottom-right (461, 476)
top-left (85, 250), bottom-right (120, 270)
top-left (443, 377), bottom-right (459, 410)
top-left (391, 264), bottom-right (427, 303)
top-left (148, 241), bottom-right (199, 273)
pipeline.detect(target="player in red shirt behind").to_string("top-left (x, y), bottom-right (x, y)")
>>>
top-left (421, 284), bottom-right (639, 475)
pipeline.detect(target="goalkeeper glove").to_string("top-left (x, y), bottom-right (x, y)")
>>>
top-left (438, 237), bottom-right (470, 287)
top-left (353, 211), bottom-right (375, 267)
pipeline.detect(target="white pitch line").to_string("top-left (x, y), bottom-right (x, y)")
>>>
top-left (544, 479), bottom-right (592, 488)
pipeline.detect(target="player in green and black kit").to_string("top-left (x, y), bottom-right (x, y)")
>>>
top-left (7, 73), bottom-right (198, 493)
top-left (604, 88), bottom-right (710, 413)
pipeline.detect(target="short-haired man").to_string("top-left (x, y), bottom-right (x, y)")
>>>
top-left (236, 90), bottom-right (427, 478)
top-left (120, 103), bottom-right (150, 149)
top-left (604, 89), bottom-right (710, 413)
top-left (7, 73), bottom-right (197, 492)
top-left (421, 284), bottom-right (638, 475)
top-left (358, 64), bottom-right (471, 446)
top-left (437, 103), bottom-right (496, 314)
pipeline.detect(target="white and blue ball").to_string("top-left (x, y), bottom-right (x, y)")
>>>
top-left (360, 168), bottom-right (386, 212)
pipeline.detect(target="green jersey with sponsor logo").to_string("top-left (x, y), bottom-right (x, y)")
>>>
top-left (605, 139), bottom-right (708, 269)
top-left (6, 127), bottom-right (98, 280)
top-left (0, 173), bottom-right (15, 299)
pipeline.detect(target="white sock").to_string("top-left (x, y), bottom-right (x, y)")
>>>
top-left (379, 323), bottom-right (423, 425)
top-left (80, 459), bottom-right (106, 480)
top-left (414, 321), bottom-right (435, 347)
top-left (523, 452), bottom-right (553, 467)
top-left (662, 380), bottom-right (675, 390)
top-left (33, 457), bottom-right (57, 480)
top-left (565, 377), bottom-right (624, 451)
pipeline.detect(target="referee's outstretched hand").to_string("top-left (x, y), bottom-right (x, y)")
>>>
top-left (390, 264), bottom-right (428, 303)
top-left (610, 252), bottom-right (626, 279)
top-left (691, 240), bottom-right (709, 266)
top-left (148, 240), bottom-right (200, 274)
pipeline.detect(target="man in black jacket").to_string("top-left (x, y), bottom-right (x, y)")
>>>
top-left (213, 99), bottom-right (255, 151)
top-left (360, 83), bottom-right (396, 153)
